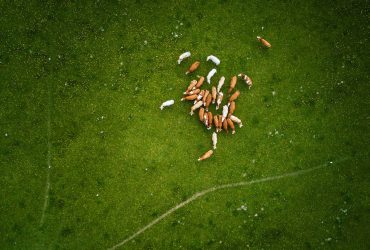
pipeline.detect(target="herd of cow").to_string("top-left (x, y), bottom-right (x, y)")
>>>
top-left (160, 36), bottom-right (271, 161)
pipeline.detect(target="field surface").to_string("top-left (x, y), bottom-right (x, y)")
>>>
top-left (1, 0), bottom-right (369, 249)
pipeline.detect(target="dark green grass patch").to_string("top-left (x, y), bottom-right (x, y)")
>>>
top-left (0, 0), bottom-right (369, 249)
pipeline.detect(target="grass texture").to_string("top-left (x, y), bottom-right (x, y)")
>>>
top-left (0, 0), bottom-right (369, 249)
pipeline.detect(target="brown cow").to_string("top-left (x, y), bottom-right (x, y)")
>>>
top-left (187, 80), bottom-right (197, 91)
top-left (207, 112), bottom-right (213, 130)
top-left (199, 107), bottom-right (205, 122)
top-left (228, 101), bottom-right (235, 116)
top-left (186, 61), bottom-right (200, 74)
top-left (229, 90), bottom-right (240, 104)
top-left (205, 94), bottom-right (212, 110)
top-left (218, 115), bottom-right (223, 131)
top-left (223, 118), bottom-right (229, 133)
top-left (186, 88), bottom-right (200, 95)
top-left (227, 118), bottom-right (235, 134)
top-left (257, 36), bottom-right (271, 48)
top-left (228, 76), bottom-right (237, 94)
top-left (214, 115), bottom-right (219, 132)
top-left (181, 94), bottom-right (198, 101)
top-left (211, 86), bottom-right (217, 104)
top-left (202, 90), bottom-right (210, 103)
top-left (196, 76), bottom-right (205, 88)
top-left (198, 149), bottom-right (213, 161)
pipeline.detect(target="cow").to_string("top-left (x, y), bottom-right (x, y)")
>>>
top-left (227, 118), bottom-right (236, 134)
top-left (216, 92), bottom-right (223, 110)
top-left (178, 51), bottom-right (191, 64)
top-left (212, 132), bottom-right (217, 149)
top-left (230, 115), bottom-right (243, 128)
top-left (257, 36), bottom-right (271, 48)
top-left (211, 86), bottom-right (217, 104)
top-left (207, 112), bottom-right (213, 130)
top-left (238, 73), bottom-right (253, 89)
top-left (222, 105), bottom-right (228, 122)
top-left (199, 107), bottom-right (205, 122)
top-left (207, 55), bottom-right (221, 65)
top-left (190, 101), bottom-right (203, 115)
top-left (198, 149), bottom-right (213, 161)
top-left (186, 61), bottom-right (200, 74)
top-left (217, 76), bottom-right (225, 93)
top-left (228, 101), bottom-right (235, 117)
top-left (207, 68), bottom-right (217, 84)
top-left (228, 76), bottom-right (237, 94)
top-left (181, 94), bottom-right (198, 101)
top-left (160, 100), bottom-right (175, 110)
top-left (228, 90), bottom-right (240, 104)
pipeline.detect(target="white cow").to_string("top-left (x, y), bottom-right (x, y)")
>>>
top-left (190, 101), bottom-right (203, 115)
top-left (230, 115), bottom-right (243, 127)
top-left (160, 100), bottom-right (174, 110)
top-left (217, 76), bottom-right (225, 93)
top-left (212, 132), bottom-right (217, 149)
top-left (177, 51), bottom-right (191, 64)
top-left (207, 68), bottom-right (217, 84)
top-left (207, 55), bottom-right (221, 66)
top-left (222, 105), bottom-right (228, 122)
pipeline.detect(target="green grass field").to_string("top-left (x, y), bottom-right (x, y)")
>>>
top-left (1, 0), bottom-right (370, 249)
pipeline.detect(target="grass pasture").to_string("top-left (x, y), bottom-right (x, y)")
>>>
top-left (0, 0), bottom-right (369, 249)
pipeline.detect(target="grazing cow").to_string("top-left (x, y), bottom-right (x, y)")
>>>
top-left (216, 92), bottom-right (223, 110)
top-left (228, 101), bottom-right (235, 116)
top-left (178, 51), bottom-right (191, 64)
top-left (186, 61), bottom-right (200, 74)
top-left (223, 118), bottom-right (229, 133)
top-left (214, 115), bottom-right (219, 132)
top-left (207, 68), bottom-right (217, 84)
top-left (238, 73), bottom-right (253, 89)
top-left (196, 90), bottom-right (205, 101)
top-left (190, 101), bottom-right (203, 115)
top-left (203, 113), bottom-right (209, 127)
top-left (229, 90), bottom-right (240, 104)
top-left (257, 36), bottom-right (271, 48)
top-left (211, 86), bottom-right (217, 104)
top-left (198, 149), bottom-right (213, 161)
top-left (205, 94), bottom-right (212, 110)
top-left (202, 90), bottom-right (210, 103)
top-left (217, 76), bottom-right (225, 93)
top-left (212, 132), bottom-right (217, 149)
top-left (222, 105), bottom-right (228, 122)
top-left (218, 115), bottom-right (223, 131)
top-left (230, 115), bottom-right (243, 127)
top-left (196, 76), bottom-right (205, 88)
top-left (186, 80), bottom-right (197, 92)
top-left (207, 112), bottom-right (213, 130)
top-left (228, 76), bottom-right (237, 94)
top-left (160, 100), bottom-right (175, 110)
top-left (181, 94), bottom-right (198, 101)
top-left (227, 118), bottom-right (236, 134)
top-left (199, 107), bottom-right (205, 122)
top-left (186, 88), bottom-right (200, 95)
top-left (207, 55), bottom-right (221, 65)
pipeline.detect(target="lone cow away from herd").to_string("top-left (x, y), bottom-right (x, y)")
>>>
top-left (160, 36), bottom-right (271, 161)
